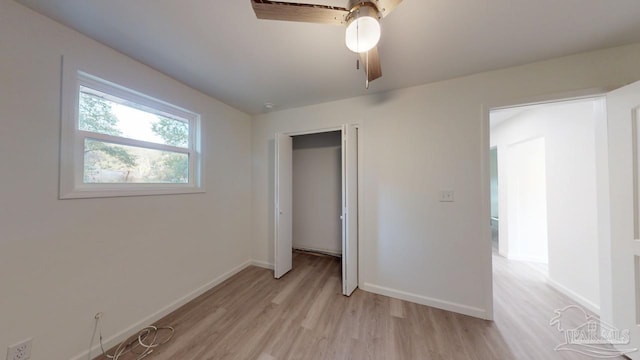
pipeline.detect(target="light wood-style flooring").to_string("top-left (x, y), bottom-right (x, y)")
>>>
top-left (95, 251), bottom-right (622, 360)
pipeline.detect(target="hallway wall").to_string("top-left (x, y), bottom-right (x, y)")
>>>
top-left (490, 99), bottom-right (601, 312)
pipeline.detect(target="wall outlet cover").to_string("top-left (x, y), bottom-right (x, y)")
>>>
top-left (7, 338), bottom-right (32, 360)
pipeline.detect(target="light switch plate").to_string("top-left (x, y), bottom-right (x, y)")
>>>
top-left (439, 190), bottom-right (455, 202)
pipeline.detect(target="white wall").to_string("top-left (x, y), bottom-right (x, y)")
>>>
top-left (505, 137), bottom-right (548, 263)
top-left (292, 131), bottom-right (342, 255)
top-left (252, 43), bottom-right (640, 319)
top-left (0, 1), bottom-right (252, 359)
top-left (491, 99), bottom-right (601, 312)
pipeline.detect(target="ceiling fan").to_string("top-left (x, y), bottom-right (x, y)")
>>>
top-left (250, 0), bottom-right (403, 87)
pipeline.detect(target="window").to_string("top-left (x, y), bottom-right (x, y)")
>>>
top-left (60, 72), bottom-right (202, 198)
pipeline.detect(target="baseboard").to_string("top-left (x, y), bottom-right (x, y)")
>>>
top-left (546, 277), bottom-right (600, 315)
top-left (250, 259), bottom-right (274, 270)
top-left (361, 282), bottom-right (489, 320)
top-left (70, 259), bottom-right (253, 360)
top-left (293, 246), bottom-right (342, 257)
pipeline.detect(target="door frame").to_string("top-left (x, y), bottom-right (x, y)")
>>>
top-left (274, 124), bottom-right (362, 295)
top-left (274, 133), bottom-right (293, 279)
top-left (481, 87), bottom-right (610, 321)
top-left (489, 146), bottom-right (501, 255)
top-left (604, 81), bottom-right (640, 358)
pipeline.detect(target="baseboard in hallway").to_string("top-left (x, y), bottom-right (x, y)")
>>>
top-left (293, 247), bottom-right (342, 258)
top-left (492, 253), bottom-right (620, 359)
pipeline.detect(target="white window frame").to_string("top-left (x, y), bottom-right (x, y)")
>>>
top-left (60, 71), bottom-right (203, 199)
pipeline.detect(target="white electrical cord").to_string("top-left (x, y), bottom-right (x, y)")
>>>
top-left (88, 313), bottom-right (175, 360)
top-left (87, 313), bottom-right (102, 360)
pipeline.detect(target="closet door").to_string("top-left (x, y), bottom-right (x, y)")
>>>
top-left (342, 125), bottom-right (358, 295)
top-left (275, 133), bottom-right (293, 279)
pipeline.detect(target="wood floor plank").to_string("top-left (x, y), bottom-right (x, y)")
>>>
top-left (389, 298), bottom-right (404, 318)
top-left (301, 276), bottom-right (339, 330)
top-left (95, 251), bottom-right (624, 360)
top-left (271, 261), bottom-right (312, 305)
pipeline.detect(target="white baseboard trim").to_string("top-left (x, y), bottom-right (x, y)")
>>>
top-left (70, 259), bottom-right (253, 360)
top-left (361, 282), bottom-right (489, 320)
top-left (251, 259), bottom-right (274, 270)
top-left (547, 277), bottom-right (600, 315)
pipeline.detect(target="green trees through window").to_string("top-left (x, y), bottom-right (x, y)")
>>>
top-left (59, 71), bottom-right (201, 199)
top-left (79, 90), bottom-right (190, 184)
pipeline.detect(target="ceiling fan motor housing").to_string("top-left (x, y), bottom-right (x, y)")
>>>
top-left (346, 2), bottom-right (382, 22)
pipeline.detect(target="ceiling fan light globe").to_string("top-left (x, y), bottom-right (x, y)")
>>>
top-left (345, 16), bottom-right (381, 53)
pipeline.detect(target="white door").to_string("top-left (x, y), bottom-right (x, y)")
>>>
top-left (342, 125), bottom-right (359, 295)
top-left (274, 133), bottom-right (293, 279)
top-left (607, 80), bottom-right (640, 358)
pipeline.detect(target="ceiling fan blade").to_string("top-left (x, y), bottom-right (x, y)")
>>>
top-left (360, 46), bottom-right (382, 82)
top-left (374, 0), bottom-right (403, 18)
top-left (251, 0), bottom-right (349, 25)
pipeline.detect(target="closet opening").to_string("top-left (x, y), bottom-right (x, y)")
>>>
top-left (292, 131), bottom-right (343, 259)
top-left (275, 125), bottom-right (359, 296)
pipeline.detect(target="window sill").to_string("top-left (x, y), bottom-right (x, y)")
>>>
top-left (59, 185), bottom-right (205, 199)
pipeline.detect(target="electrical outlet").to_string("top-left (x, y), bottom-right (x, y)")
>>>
top-left (6, 339), bottom-right (32, 360)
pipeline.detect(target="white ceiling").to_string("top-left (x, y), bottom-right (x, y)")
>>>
top-left (16, 0), bottom-right (640, 114)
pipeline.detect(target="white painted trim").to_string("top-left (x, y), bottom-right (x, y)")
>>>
top-left (547, 277), bottom-right (600, 315)
top-left (594, 97), bottom-right (614, 324)
top-left (79, 130), bottom-right (190, 154)
top-left (62, 187), bottom-right (206, 200)
top-left (69, 260), bottom-right (253, 360)
top-left (357, 123), bottom-right (365, 291)
top-left (251, 260), bottom-right (275, 270)
top-left (283, 126), bottom-right (343, 137)
top-left (480, 103), bottom-right (495, 320)
top-left (490, 88), bottom-right (611, 111)
top-left (361, 282), bottom-right (489, 320)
